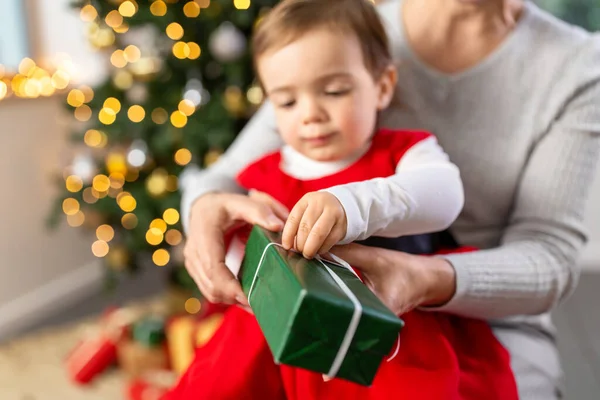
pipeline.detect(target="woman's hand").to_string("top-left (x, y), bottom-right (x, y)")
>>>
top-left (330, 243), bottom-right (457, 315)
top-left (183, 191), bottom-right (288, 306)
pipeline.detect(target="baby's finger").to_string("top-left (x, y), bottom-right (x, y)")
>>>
top-left (282, 200), bottom-right (307, 250)
top-left (302, 213), bottom-right (335, 258)
top-left (316, 220), bottom-right (344, 256)
top-left (294, 205), bottom-right (323, 256)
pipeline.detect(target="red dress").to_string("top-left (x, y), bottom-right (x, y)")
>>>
top-left (166, 130), bottom-right (518, 400)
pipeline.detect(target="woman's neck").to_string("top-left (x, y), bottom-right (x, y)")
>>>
top-left (402, 0), bottom-right (525, 74)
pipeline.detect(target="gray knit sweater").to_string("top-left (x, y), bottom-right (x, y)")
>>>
top-left (181, 0), bottom-right (600, 366)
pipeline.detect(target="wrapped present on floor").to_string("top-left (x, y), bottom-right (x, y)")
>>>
top-left (65, 307), bottom-right (137, 384)
top-left (166, 313), bottom-right (225, 375)
top-left (117, 316), bottom-right (170, 378)
top-left (237, 226), bottom-right (404, 386)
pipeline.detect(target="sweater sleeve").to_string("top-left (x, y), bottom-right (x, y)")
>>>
top-left (433, 39), bottom-right (600, 319)
top-left (324, 135), bottom-right (465, 244)
top-left (181, 102), bottom-right (283, 233)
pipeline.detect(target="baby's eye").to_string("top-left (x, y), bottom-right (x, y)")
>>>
top-left (278, 100), bottom-right (296, 109)
top-left (325, 88), bottom-right (351, 96)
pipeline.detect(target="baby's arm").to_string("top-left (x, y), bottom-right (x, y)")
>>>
top-left (324, 136), bottom-right (464, 245)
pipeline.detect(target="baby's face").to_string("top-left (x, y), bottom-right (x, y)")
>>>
top-left (257, 29), bottom-right (393, 162)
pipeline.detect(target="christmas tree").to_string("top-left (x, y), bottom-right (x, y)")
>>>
top-left (49, 0), bottom-right (279, 282)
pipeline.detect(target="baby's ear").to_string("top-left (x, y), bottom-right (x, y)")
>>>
top-left (376, 64), bottom-right (397, 110)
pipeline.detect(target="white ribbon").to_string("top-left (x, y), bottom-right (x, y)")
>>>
top-left (321, 252), bottom-right (400, 363)
top-left (315, 256), bottom-right (362, 378)
top-left (247, 242), bottom-right (399, 377)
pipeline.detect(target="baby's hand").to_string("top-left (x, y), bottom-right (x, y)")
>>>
top-left (281, 192), bottom-right (347, 258)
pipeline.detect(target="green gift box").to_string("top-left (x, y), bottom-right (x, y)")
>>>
top-left (238, 225), bottom-right (404, 386)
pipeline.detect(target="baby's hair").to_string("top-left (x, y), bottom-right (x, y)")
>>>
top-left (252, 0), bottom-right (392, 80)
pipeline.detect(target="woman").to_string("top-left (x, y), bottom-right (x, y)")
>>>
top-left (182, 0), bottom-right (600, 398)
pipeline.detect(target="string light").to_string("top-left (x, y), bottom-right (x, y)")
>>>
top-left (150, 0), bottom-right (167, 16)
top-left (150, 219), bottom-right (168, 233)
top-left (93, 188), bottom-right (108, 199)
top-left (83, 187), bottom-right (98, 204)
top-left (128, 105), bottom-right (145, 122)
top-left (114, 23), bottom-right (130, 34)
top-left (104, 97), bottom-right (122, 113)
top-left (122, 213), bottom-right (138, 229)
top-left (118, 192), bottom-right (137, 212)
top-left (146, 169), bottom-right (169, 197)
top-left (113, 70), bottom-right (133, 89)
top-left (92, 240), bottom-right (110, 257)
top-left (178, 99), bottom-right (195, 116)
top-left (105, 10), bottom-right (123, 28)
top-left (166, 175), bottom-right (179, 192)
top-left (96, 224), bottom-right (115, 242)
top-left (152, 249), bottom-right (170, 266)
top-left (185, 298), bottom-right (202, 314)
top-left (234, 0), bottom-right (251, 10)
top-left (80, 4), bottom-right (98, 22)
top-left (74, 105), bottom-right (92, 121)
top-left (197, 0), bottom-right (210, 7)
top-left (110, 172), bottom-right (125, 189)
top-left (174, 148), bottom-right (192, 166)
top-left (110, 50), bottom-right (128, 68)
top-left (62, 198), bottom-right (80, 215)
top-left (93, 174), bottom-right (111, 192)
top-left (165, 229), bottom-right (182, 246)
top-left (99, 108), bottom-right (117, 125)
top-left (247, 85), bottom-right (264, 105)
top-left (172, 42), bottom-right (190, 59)
top-left (146, 228), bottom-right (164, 245)
top-left (106, 153), bottom-right (128, 175)
top-left (67, 211), bottom-right (86, 227)
top-left (51, 70), bottom-right (70, 89)
top-left (119, 1), bottom-right (138, 17)
top-left (65, 175), bottom-right (84, 192)
top-left (166, 23), bottom-right (184, 40)
top-left (124, 45), bottom-right (141, 63)
top-left (183, 1), bottom-right (201, 17)
top-left (151, 108), bottom-right (168, 124)
top-left (80, 85), bottom-right (94, 102)
top-left (187, 42), bottom-right (201, 59)
top-left (84, 129), bottom-right (106, 148)
top-left (170, 110), bottom-right (188, 127)
top-left (163, 208), bottom-right (180, 225)
top-left (125, 169), bottom-right (139, 182)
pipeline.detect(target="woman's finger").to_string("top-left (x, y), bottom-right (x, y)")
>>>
top-left (330, 243), bottom-right (386, 271)
top-left (226, 195), bottom-right (285, 232)
top-left (248, 190), bottom-right (290, 221)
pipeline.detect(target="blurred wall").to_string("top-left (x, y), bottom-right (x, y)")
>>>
top-left (0, 0), bottom-right (106, 340)
top-left (0, 97), bottom-right (101, 340)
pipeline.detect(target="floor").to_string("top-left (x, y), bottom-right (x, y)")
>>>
top-left (6, 268), bottom-right (600, 399)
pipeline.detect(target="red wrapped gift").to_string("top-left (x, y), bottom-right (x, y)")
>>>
top-left (65, 307), bottom-right (136, 384)
top-left (126, 371), bottom-right (176, 400)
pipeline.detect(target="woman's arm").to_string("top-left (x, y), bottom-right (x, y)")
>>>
top-left (435, 82), bottom-right (600, 319)
top-left (181, 102), bottom-right (283, 232)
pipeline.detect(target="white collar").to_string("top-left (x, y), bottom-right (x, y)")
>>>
top-left (280, 144), bottom-right (370, 180)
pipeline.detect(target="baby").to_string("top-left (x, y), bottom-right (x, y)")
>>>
top-left (167, 0), bottom-right (518, 399)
